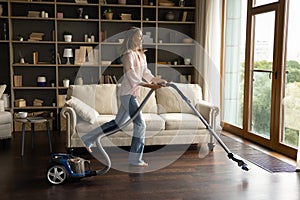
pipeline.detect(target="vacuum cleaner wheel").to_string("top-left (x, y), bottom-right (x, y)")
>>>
top-left (47, 165), bottom-right (68, 185)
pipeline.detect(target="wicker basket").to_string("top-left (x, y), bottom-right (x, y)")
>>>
top-left (120, 13), bottom-right (132, 20)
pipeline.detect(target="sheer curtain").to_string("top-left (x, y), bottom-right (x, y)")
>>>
top-left (296, 136), bottom-right (300, 171)
top-left (196, 0), bottom-right (222, 127)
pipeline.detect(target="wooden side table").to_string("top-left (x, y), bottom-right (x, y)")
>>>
top-left (15, 117), bottom-right (52, 157)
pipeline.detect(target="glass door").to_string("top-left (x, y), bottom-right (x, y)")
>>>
top-left (223, 0), bottom-right (298, 158)
top-left (249, 11), bottom-right (276, 140)
top-left (244, 0), bottom-right (297, 157)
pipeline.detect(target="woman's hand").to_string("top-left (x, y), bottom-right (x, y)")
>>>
top-left (141, 83), bottom-right (163, 90)
top-left (151, 77), bottom-right (167, 85)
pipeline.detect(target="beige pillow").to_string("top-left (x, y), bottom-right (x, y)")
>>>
top-left (66, 96), bottom-right (100, 124)
top-left (137, 87), bottom-right (157, 113)
top-left (156, 83), bottom-right (203, 114)
top-left (95, 84), bottom-right (118, 114)
top-left (0, 84), bottom-right (6, 98)
top-left (67, 84), bottom-right (118, 115)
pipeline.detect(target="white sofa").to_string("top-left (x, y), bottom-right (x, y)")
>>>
top-left (61, 83), bottom-right (219, 149)
top-left (0, 84), bottom-right (12, 141)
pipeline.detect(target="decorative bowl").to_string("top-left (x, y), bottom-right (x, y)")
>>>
top-left (16, 112), bottom-right (28, 118)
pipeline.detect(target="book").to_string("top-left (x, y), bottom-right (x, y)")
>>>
top-left (86, 46), bottom-right (94, 63)
top-left (182, 11), bottom-right (187, 22)
top-left (14, 75), bottom-right (22, 87)
top-left (113, 75), bottom-right (118, 84)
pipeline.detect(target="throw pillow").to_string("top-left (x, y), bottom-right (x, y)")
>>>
top-left (66, 96), bottom-right (100, 124)
top-left (0, 84), bottom-right (6, 98)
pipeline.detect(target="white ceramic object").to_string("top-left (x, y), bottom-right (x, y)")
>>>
top-left (64, 35), bottom-right (72, 42)
top-left (16, 112), bottom-right (28, 118)
top-left (63, 79), bottom-right (70, 87)
top-left (184, 58), bottom-right (191, 65)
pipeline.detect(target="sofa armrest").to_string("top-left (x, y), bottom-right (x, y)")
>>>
top-left (195, 100), bottom-right (219, 130)
top-left (61, 106), bottom-right (77, 148)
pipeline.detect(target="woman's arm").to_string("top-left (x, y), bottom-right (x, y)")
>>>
top-left (140, 82), bottom-right (162, 90)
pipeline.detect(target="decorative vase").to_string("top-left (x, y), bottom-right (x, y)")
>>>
top-left (165, 11), bottom-right (175, 21)
top-left (75, 77), bottom-right (83, 85)
top-left (37, 76), bottom-right (47, 87)
top-left (77, 8), bottom-right (83, 18)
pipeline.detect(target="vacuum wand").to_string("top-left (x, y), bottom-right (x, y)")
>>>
top-left (165, 82), bottom-right (249, 171)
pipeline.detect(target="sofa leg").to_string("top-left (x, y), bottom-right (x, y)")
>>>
top-left (208, 143), bottom-right (215, 151)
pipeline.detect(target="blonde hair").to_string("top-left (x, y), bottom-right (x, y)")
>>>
top-left (122, 27), bottom-right (143, 55)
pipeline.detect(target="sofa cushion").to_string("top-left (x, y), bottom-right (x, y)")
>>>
top-left (66, 96), bottom-right (100, 124)
top-left (117, 85), bottom-right (157, 113)
top-left (137, 87), bottom-right (157, 113)
top-left (144, 113), bottom-right (165, 131)
top-left (159, 113), bottom-right (206, 130)
top-left (76, 113), bottom-right (165, 136)
top-left (98, 113), bottom-right (165, 132)
top-left (67, 84), bottom-right (118, 115)
top-left (156, 83), bottom-right (203, 114)
top-left (95, 84), bottom-right (118, 114)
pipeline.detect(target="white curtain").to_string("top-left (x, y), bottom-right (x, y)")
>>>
top-left (196, 0), bottom-right (222, 127)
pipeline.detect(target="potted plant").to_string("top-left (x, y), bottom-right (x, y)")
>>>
top-left (103, 8), bottom-right (113, 20)
top-left (63, 31), bottom-right (72, 42)
top-left (17, 34), bottom-right (24, 41)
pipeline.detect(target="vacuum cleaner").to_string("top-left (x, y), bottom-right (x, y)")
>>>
top-left (46, 82), bottom-right (249, 185)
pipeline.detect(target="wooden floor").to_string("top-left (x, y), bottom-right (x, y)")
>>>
top-left (0, 131), bottom-right (299, 200)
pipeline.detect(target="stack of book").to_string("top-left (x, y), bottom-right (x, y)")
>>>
top-left (100, 75), bottom-right (118, 84)
top-left (74, 46), bottom-right (98, 65)
top-left (33, 98), bottom-right (44, 107)
top-left (28, 32), bottom-right (45, 41)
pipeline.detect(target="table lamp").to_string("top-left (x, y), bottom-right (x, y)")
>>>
top-left (63, 48), bottom-right (73, 64)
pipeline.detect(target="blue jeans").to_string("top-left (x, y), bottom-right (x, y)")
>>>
top-left (81, 95), bottom-right (146, 165)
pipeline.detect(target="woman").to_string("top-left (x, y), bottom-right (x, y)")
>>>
top-left (81, 27), bottom-right (166, 167)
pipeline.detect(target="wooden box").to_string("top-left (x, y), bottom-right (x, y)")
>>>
top-left (14, 99), bottom-right (26, 107)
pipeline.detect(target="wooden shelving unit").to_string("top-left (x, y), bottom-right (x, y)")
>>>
top-left (0, 0), bottom-right (198, 131)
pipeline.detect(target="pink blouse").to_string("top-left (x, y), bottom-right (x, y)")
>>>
top-left (119, 50), bottom-right (154, 97)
